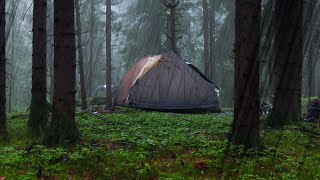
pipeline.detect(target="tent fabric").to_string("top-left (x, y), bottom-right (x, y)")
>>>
top-left (117, 51), bottom-right (220, 112)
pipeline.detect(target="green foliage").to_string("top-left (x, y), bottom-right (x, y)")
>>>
top-left (1, 107), bottom-right (320, 179)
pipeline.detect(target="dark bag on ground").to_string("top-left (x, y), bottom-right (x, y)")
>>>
top-left (304, 99), bottom-right (320, 123)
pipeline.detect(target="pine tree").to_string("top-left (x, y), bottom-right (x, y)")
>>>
top-left (29, 0), bottom-right (49, 138)
top-left (231, 0), bottom-right (261, 149)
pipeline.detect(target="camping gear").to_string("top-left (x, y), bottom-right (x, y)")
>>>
top-left (304, 99), bottom-right (320, 122)
top-left (117, 51), bottom-right (221, 112)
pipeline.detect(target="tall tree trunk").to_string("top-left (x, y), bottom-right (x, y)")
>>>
top-left (231, 0), bottom-right (260, 149)
top-left (75, 0), bottom-right (88, 110)
top-left (87, 0), bottom-right (95, 96)
top-left (209, 0), bottom-right (216, 81)
top-left (268, 0), bottom-right (303, 126)
top-left (48, 0), bottom-right (79, 145)
top-left (0, 0), bottom-right (7, 140)
top-left (29, 0), bottom-right (48, 138)
top-left (47, 0), bottom-right (54, 102)
top-left (8, 32), bottom-right (14, 113)
top-left (105, 0), bottom-right (112, 109)
top-left (202, 0), bottom-right (210, 79)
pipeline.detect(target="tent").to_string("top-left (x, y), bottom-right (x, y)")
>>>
top-left (117, 51), bottom-right (221, 112)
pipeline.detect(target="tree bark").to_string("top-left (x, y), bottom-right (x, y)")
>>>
top-left (232, 0), bottom-right (260, 149)
top-left (29, 0), bottom-right (48, 138)
top-left (48, 0), bottom-right (79, 145)
top-left (268, 0), bottom-right (303, 126)
top-left (87, 0), bottom-right (95, 96)
top-left (0, 0), bottom-right (7, 140)
top-left (162, 0), bottom-right (180, 54)
top-left (105, 0), bottom-right (112, 109)
top-left (170, 0), bottom-right (178, 54)
top-left (75, 0), bottom-right (88, 110)
top-left (202, 0), bottom-right (210, 79)
top-left (8, 32), bottom-right (14, 113)
top-left (209, 0), bottom-right (216, 81)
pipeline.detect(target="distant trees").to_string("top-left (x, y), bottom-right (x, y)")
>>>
top-left (268, 0), bottom-right (303, 126)
top-left (29, 0), bottom-right (48, 138)
top-left (231, 0), bottom-right (260, 148)
top-left (75, 0), bottom-right (88, 110)
top-left (47, 0), bottom-right (79, 144)
top-left (162, 0), bottom-right (181, 53)
top-left (105, 0), bottom-right (112, 109)
top-left (0, 0), bottom-right (7, 140)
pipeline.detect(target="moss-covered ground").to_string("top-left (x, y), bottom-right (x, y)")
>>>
top-left (0, 107), bottom-right (319, 179)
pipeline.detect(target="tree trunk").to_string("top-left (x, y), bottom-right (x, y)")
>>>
top-left (202, 0), bottom-right (210, 79)
top-left (87, 0), bottom-right (95, 96)
top-left (308, 29), bottom-right (319, 98)
top-left (268, 0), bottom-right (303, 126)
top-left (209, 0), bottom-right (216, 81)
top-left (170, 0), bottom-right (178, 53)
top-left (105, 0), bottom-right (112, 109)
top-left (162, 0), bottom-right (180, 53)
top-left (0, 0), bottom-right (7, 140)
top-left (47, 0), bottom-right (54, 102)
top-left (8, 32), bottom-right (14, 113)
top-left (29, 0), bottom-right (48, 138)
top-left (75, 0), bottom-right (88, 110)
top-left (48, 0), bottom-right (79, 145)
top-left (232, 0), bottom-right (260, 149)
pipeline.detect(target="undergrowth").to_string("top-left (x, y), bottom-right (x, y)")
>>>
top-left (0, 107), bottom-right (319, 179)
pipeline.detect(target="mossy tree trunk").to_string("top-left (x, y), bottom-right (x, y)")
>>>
top-left (47, 0), bottom-right (79, 145)
top-left (268, 0), bottom-right (303, 126)
top-left (232, 0), bottom-right (261, 149)
top-left (29, 0), bottom-right (49, 139)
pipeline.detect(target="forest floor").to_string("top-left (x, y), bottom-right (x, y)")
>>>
top-left (0, 107), bottom-right (320, 179)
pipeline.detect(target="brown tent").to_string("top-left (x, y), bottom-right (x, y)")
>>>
top-left (117, 51), bottom-right (220, 112)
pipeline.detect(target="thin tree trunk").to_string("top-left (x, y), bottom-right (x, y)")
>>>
top-left (75, 0), bottom-right (88, 110)
top-left (0, 0), bottom-right (7, 140)
top-left (268, 0), bottom-right (303, 126)
top-left (48, 0), bottom-right (79, 145)
top-left (87, 0), bottom-right (95, 96)
top-left (170, 0), bottom-right (177, 53)
top-left (202, 0), bottom-right (210, 79)
top-left (29, 0), bottom-right (48, 138)
top-left (8, 33), bottom-right (14, 113)
top-left (231, 0), bottom-right (261, 149)
top-left (105, 0), bottom-right (112, 109)
top-left (209, 0), bottom-right (216, 81)
top-left (47, 0), bottom-right (54, 102)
